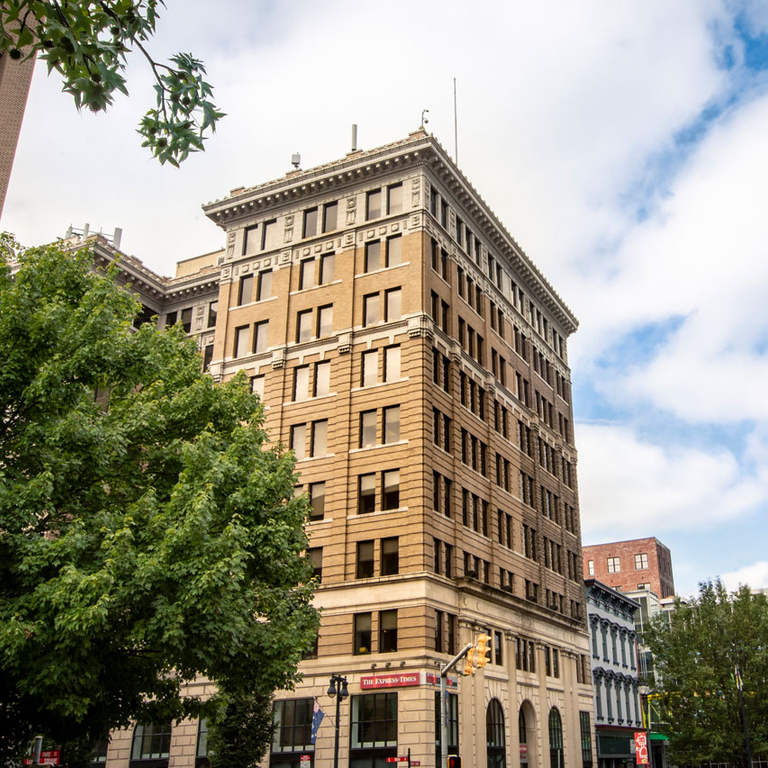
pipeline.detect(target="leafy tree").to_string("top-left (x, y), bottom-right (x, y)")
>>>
top-left (0, 238), bottom-right (319, 762)
top-left (0, 1), bottom-right (225, 166)
top-left (644, 581), bottom-right (768, 768)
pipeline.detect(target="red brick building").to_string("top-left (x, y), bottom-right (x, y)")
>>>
top-left (582, 537), bottom-right (674, 598)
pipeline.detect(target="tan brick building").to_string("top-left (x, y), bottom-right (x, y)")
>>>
top-left (582, 538), bottom-right (674, 599)
top-left (83, 129), bottom-right (594, 768)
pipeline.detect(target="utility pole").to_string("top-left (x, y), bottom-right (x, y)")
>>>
top-left (440, 642), bottom-right (473, 768)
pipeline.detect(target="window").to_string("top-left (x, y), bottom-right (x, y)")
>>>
top-left (254, 320), bottom-right (269, 353)
top-left (164, 311), bottom-right (177, 328)
top-left (207, 300), bottom-right (217, 328)
top-left (308, 547), bottom-right (322, 582)
top-left (387, 183), bottom-right (402, 214)
top-left (272, 699), bottom-right (314, 756)
top-left (202, 344), bottom-right (213, 372)
top-left (383, 470), bottom-right (399, 510)
top-left (293, 366), bottom-right (309, 401)
top-left (320, 252), bottom-right (335, 284)
top-left (309, 482), bottom-right (325, 520)
top-left (379, 610), bottom-right (398, 652)
top-left (303, 207), bottom-right (318, 238)
top-left (317, 304), bottom-right (333, 337)
top-left (365, 241), bottom-right (381, 272)
top-left (635, 553), bottom-right (649, 570)
top-left (362, 350), bottom-right (378, 386)
top-left (360, 410), bottom-right (377, 448)
top-left (366, 189), bottom-right (382, 220)
top-left (234, 325), bottom-right (250, 358)
top-left (310, 419), bottom-right (327, 456)
top-left (381, 537), bottom-right (399, 575)
top-left (261, 218), bottom-right (277, 250)
top-left (354, 613), bottom-right (372, 654)
top-left (387, 235), bottom-right (402, 266)
top-left (549, 708), bottom-right (564, 768)
top-left (607, 557), bottom-right (621, 573)
top-left (251, 375), bottom-right (265, 398)
top-left (323, 202), bottom-right (338, 233)
top-left (299, 258), bottom-right (315, 289)
top-left (131, 723), bottom-right (171, 761)
top-left (588, 559), bottom-right (595, 576)
top-left (494, 630), bottom-right (503, 666)
top-left (385, 288), bottom-right (402, 321)
top-left (357, 541), bottom-right (374, 578)
top-left (364, 293), bottom-right (380, 326)
top-left (486, 699), bottom-right (506, 768)
top-left (384, 345), bottom-right (400, 381)
top-left (297, 310), bottom-right (312, 342)
top-left (90, 738), bottom-right (109, 764)
top-left (238, 274), bottom-right (254, 305)
top-left (359, 474), bottom-right (376, 514)
top-left (383, 406), bottom-right (400, 443)
top-left (434, 692), bottom-right (459, 765)
top-left (257, 269), bottom-right (272, 300)
top-left (243, 225), bottom-right (259, 256)
top-left (314, 361), bottom-right (330, 397)
top-left (580, 711), bottom-right (593, 768)
top-left (290, 424), bottom-right (306, 460)
top-left (350, 692), bottom-right (397, 748)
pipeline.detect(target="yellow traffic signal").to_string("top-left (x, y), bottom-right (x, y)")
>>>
top-left (476, 633), bottom-right (491, 667)
top-left (463, 646), bottom-right (476, 675)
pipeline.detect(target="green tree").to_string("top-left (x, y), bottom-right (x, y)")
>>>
top-left (644, 581), bottom-right (768, 768)
top-left (0, 238), bottom-right (318, 763)
top-left (0, 1), bottom-right (224, 166)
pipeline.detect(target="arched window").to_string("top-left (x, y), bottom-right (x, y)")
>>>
top-left (548, 708), bottom-right (563, 768)
top-left (518, 707), bottom-right (527, 745)
top-left (486, 699), bottom-right (506, 768)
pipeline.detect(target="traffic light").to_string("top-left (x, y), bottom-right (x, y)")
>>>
top-left (463, 646), bottom-right (476, 675)
top-left (447, 756), bottom-right (462, 768)
top-left (476, 633), bottom-right (491, 668)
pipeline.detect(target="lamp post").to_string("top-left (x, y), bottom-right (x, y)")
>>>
top-left (327, 674), bottom-right (349, 768)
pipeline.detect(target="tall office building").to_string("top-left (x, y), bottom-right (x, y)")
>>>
top-left (73, 129), bottom-right (595, 768)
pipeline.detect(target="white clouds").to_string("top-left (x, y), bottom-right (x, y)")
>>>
top-left (720, 560), bottom-right (768, 591)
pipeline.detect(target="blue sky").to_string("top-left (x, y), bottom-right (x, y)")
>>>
top-left (4, 0), bottom-right (768, 597)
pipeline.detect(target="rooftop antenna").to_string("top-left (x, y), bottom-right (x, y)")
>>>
top-left (351, 124), bottom-right (358, 152)
top-left (291, 152), bottom-right (301, 169)
top-left (421, 109), bottom-right (429, 130)
top-left (453, 77), bottom-right (458, 163)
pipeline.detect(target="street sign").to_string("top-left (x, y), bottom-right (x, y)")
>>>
top-left (411, 761), bottom-right (421, 765)
top-left (299, 757), bottom-right (311, 763)
top-left (386, 758), bottom-right (408, 762)
top-left (24, 750), bottom-right (60, 766)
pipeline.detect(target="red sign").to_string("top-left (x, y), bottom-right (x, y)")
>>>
top-left (424, 673), bottom-right (458, 688)
top-left (24, 750), bottom-right (61, 766)
top-left (361, 673), bottom-right (419, 690)
top-left (634, 732), bottom-right (648, 765)
top-left (520, 744), bottom-right (529, 761)
top-left (299, 757), bottom-right (311, 764)
top-left (411, 762), bottom-right (421, 766)
top-left (386, 758), bottom-right (407, 763)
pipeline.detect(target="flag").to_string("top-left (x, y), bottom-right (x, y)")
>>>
top-left (311, 698), bottom-right (325, 744)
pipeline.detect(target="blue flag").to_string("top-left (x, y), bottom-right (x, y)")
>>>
top-left (311, 698), bottom-right (325, 743)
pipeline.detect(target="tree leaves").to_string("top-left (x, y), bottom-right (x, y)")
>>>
top-left (0, 1), bottom-right (224, 166)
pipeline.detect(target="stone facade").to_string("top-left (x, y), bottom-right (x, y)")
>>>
top-left (83, 129), bottom-right (594, 768)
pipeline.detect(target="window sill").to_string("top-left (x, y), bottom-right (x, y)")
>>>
top-left (350, 440), bottom-right (408, 454)
top-left (290, 279), bottom-right (343, 296)
top-left (229, 295), bottom-right (278, 310)
top-left (355, 261), bottom-right (410, 279)
top-left (354, 507), bottom-right (408, 517)
top-left (295, 454), bottom-right (336, 463)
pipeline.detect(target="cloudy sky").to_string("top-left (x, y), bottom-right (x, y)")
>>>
top-left (4, 0), bottom-right (768, 597)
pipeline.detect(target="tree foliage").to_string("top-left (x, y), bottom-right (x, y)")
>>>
top-left (644, 581), bottom-right (768, 767)
top-left (0, 1), bottom-right (225, 166)
top-left (0, 238), bottom-right (318, 762)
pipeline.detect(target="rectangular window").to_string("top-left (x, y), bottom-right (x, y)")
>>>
top-left (607, 557), bottom-right (621, 573)
top-left (243, 225), bottom-right (259, 256)
top-left (257, 269), bottom-right (272, 300)
top-left (317, 304), bottom-right (333, 337)
top-left (351, 693), bottom-right (397, 748)
top-left (271, 699), bottom-right (314, 754)
top-left (494, 630), bottom-right (503, 665)
top-left (359, 473), bottom-right (376, 514)
top-left (366, 189), bottom-right (382, 220)
top-left (635, 553), bottom-right (649, 570)
top-left (354, 613), bottom-right (372, 655)
top-left (362, 350), bottom-right (378, 386)
top-left (251, 375), bottom-right (264, 399)
top-left (207, 300), bottom-right (217, 328)
top-left (364, 293), bottom-right (380, 326)
top-left (234, 325), bottom-right (250, 358)
top-left (387, 235), bottom-right (402, 266)
top-left (293, 365), bottom-right (309, 401)
top-left (360, 410), bottom-right (377, 448)
top-left (254, 321), bottom-right (268, 353)
top-left (311, 420), bottom-right (327, 456)
top-left (238, 274), bottom-right (254, 305)
top-left (385, 288), bottom-right (402, 321)
top-left (357, 540), bottom-right (374, 579)
top-left (323, 202), bottom-right (338, 233)
top-left (383, 406), bottom-right (400, 443)
top-left (384, 345), bottom-right (400, 381)
top-left (261, 219), bottom-right (277, 250)
top-left (314, 361), bottom-right (330, 397)
top-left (387, 183), bottom-right (403, 214)
top-left (588, 559), bottom-right (595, 576)
top-left (299, 259), bottom-right (315, 290)
top-left (303, 207), bottom-right (318, 238)
top-left (308, 547), bottom-right (322, 582)
top-left (290, 423), bottom-right (306, 460)
top-left (379, 610), bottom-right (398, 652)
top-left (296, 309), bottom-right (312, 342)
top-left (365, 241), bottom-right (381, 272)
top-left (382, 470), bottom-right (399, 510)
top-left (309, 482), bottom-right (325, 520)
top-left (381, 537), bottom-right (399, 575)
top-left (320, 252), bottom-right (335, 284)
top-left (580, 711), bottom-right (593, 768)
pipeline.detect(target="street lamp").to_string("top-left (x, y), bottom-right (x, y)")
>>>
top-left (328, 674), bottom-right (349, 768)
